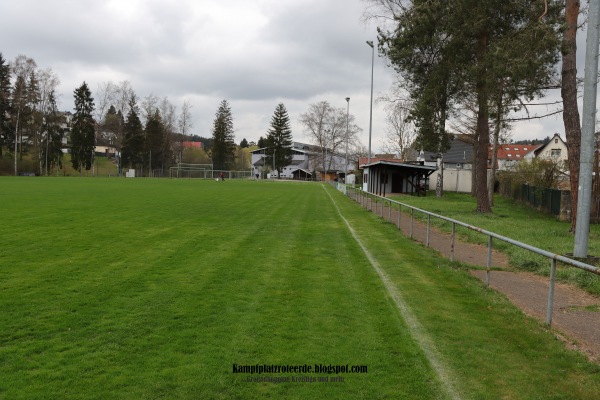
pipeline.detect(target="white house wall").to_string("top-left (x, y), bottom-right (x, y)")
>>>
top-left (536, 137), bottom-right (568, 167)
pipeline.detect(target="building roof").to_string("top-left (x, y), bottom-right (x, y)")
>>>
top-left (250, 142), bottom-right (320, 155)
top-left (494, 144), bottom-right (541, 160)
top-left (182, 141), bottom-right (203, 148)
top-left (290, 167), bottom-right (312, 175)
top-left (358, 157), bottom-right (404, 168)
top-left (420, 134), bottom-right (475, 164)
top-left (361, 159), bottom-right (437, 172)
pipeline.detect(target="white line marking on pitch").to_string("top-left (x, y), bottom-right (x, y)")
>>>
top-left (324, 186), bottom-right (461, 400)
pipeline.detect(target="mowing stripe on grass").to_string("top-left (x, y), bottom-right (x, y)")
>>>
top-left (323, 185), bottom-right (462, 400)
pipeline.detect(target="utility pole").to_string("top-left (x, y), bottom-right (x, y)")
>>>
top-left (574, 0), bottom-right (600, 258)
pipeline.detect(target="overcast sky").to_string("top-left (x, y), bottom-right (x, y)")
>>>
top-left (0, 0), bottom-right (594, 151)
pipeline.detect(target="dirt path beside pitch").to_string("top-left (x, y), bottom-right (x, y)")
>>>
top-left (361, 196), bottom-right (600, 362)
top-left (470, 270), bottom-right (600, 362)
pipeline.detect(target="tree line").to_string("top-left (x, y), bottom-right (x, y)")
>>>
top-left (0, 53), bottom-right (255, 176)
top-left (365, 0), bottom-right (584, 221)
top-left (1, 52), bottom-right (366, 179)
top-left (0, 53), bottom-right (197, 176)
top-left (0, 54), bottom-right (65, 175)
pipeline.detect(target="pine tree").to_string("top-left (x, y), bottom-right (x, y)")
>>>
top-left (0, 53), bottom-right (11, 159)
top-left (266, 103), bottom-right (293, 178)
top-left (70, 82), bottom-right (96, 174)
top-left (562, 0), bottom-right (582, 232)
top-left (211, 100), bottom-right (235, 171)
top-left (257, 136), bottom-right (268, 149)
top-left (42, 89), bottom-right (65, 175)
top-left (377, 0), bottom-right (561, 211)
top-left (121, 95), bottom-right (144, 171)
top-left (144, 109), bottom-right (165, 172)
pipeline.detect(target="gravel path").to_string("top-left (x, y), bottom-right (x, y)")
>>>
top-left (359, 194), bottom-right (600, 362)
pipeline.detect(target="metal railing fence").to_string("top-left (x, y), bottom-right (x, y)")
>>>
top-left (337, 183), bottom-right (600, 326)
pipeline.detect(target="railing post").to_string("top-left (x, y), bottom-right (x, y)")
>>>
top-left (451, 222), bottom-right (456, 262)
top-left (388, 200), bottom-right (392, 222)
top-left (397, 204), bottom-right (401, 230)
top-left (546, 259), bottom-right (557, 326)
top-left (426, 215), bottom-right (431, 247)
top-left (410, 208), bottom-right (414, 239)
top-left (486, 236), bottom-right (492, 287)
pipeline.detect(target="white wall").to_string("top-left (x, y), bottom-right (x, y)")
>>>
top-left (428, 168), bottom-right (473, 193)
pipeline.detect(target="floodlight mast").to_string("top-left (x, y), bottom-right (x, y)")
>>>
top-left (366, 40), bottom-right (374, 166)
top-left (345, 97), bottom-right (350, 182)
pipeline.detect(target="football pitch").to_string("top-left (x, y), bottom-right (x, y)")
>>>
top-left (1, 177), bottom-right (599, 399)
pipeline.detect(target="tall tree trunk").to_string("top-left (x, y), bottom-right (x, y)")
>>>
top-left (14, 108), bottom-right (19, 176)
top-left (436, 156), bottom-right (444, 196)
top-left (436, 98), bottom-right (447, 198)
top-left (471, 132), bottom-right (478, 197)
top-left (488, 81), bottom-right (504, 208)
top-left (561, 0), bottom-right (581, 232)
top-left (476, 31), bottom-right (491, 213)
top-left (488, 125), bottom-right (499, 208)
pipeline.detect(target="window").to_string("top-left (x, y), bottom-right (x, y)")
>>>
top-left (364, 173), bottom-right (368, 183)
top-left (551, 149), bottom-right (561, 157)
top-left (555, 138), bottom-right (559, 144)
top-left (507, 154), bottom-right (512, 157)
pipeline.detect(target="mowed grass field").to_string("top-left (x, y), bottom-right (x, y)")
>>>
top-left (1, 177), bottom-right (599, 399)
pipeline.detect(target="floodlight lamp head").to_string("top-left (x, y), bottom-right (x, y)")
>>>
top-left (366, 40), bottom-right (374, 48)
top-left (346, 97), bottom-right (350, 102)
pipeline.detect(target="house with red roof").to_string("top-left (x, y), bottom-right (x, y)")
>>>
top-left (493, 143), bottom-right (541, 170)
top-left (182, 141), bottom-right (203, 149)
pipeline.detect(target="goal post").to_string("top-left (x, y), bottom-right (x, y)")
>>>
top-left (169, 163), bottom-right (213, 179)
top-left (168, 164), bottom-right (254, 180)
